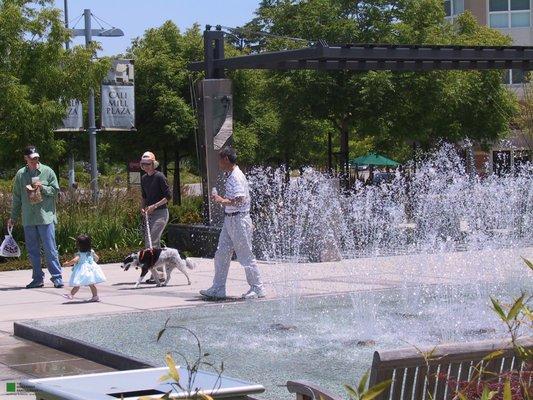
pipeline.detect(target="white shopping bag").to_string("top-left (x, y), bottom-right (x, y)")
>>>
top-left (0, 226), bottom-right (21, 258)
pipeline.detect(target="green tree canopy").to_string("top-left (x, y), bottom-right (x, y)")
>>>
top-left (232, 0), bottom-right (518, 168)
top-left (0, 0), bottom-right (109, 172)
top-left (101, 21), bottom-right (203, 168)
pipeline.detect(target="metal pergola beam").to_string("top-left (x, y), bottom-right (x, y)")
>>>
top-left (194, 59), bottom-right (533, 72)
top-left (189, 42), bottom-right (533, 74)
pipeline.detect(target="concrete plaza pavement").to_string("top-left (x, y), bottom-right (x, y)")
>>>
top-left (0, 246), bottom-right (531, 398)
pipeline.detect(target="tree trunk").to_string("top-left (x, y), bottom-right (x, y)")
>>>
top-left (172, 149), bottom-right (181, 205)
top-left (162, 149), bottom-right (168, 176)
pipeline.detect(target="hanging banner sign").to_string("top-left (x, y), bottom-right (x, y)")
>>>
top-left (56, 99), bottom-right (83, 132)
top-left (101, 59), bottom-right (135, 130)
top-left (101, 85), bottom-right (135, 129)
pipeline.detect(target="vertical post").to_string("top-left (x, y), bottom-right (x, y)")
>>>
top-left (64, 0), bottom-right (69, 52)
top-left (64, 0), bottom-right (76, 189)
top-left (203, 30), bottom-right (214, 79)
top-left (203, 29), bottom-right (225, 79)
top-left (213, 28), bottom-right (225, 79)
top-left (198, 28), bottom-right (228, 225)
top-left (340, 123), bottom-right (349, 189)
top-left (172, 149), bottom-right (182, 205)
top-left (327, 131), bottom-right (332, 174)
top-left (68, 136), bottom-right (75, 187)
top-left (84, 9), bottom-right (99, 201)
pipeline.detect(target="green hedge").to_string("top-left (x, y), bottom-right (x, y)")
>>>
top-left (0, 183), bottom-right (203, 271)
top-left (168, 196), bottom-right (203, 224)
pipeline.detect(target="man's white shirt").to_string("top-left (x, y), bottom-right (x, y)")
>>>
top-left (224, 166), bottom-right (250, 213)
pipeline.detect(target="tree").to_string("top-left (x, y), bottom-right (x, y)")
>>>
top-left (0, 0), bottom-right (109, 172)
top-left (516, 75), bottom-right (533, 153)
top-left (234, 0), bottom-right (518, 174)
top-left (101, 21), bottom-right (203, 203)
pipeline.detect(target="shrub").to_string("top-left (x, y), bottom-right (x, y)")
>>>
top-left (168, 196), bottom-right (203, 224)
top-left (0, 186), bottom-right (144, 261)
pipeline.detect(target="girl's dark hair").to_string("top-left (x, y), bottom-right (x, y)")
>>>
top-left (76, 235), bottom-right (92, 253)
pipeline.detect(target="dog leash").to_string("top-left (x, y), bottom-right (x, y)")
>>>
top-left (145, 211), bottom-right (153, 249)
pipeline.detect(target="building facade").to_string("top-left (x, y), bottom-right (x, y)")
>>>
top-left (445, 0), bottom-right (532, 173)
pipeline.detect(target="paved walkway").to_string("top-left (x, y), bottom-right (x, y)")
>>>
top-left (0, 246), bottom-right (531, 398)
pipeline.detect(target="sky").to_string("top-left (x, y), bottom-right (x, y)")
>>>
top-left (54, 0), bottom-right (261, 56)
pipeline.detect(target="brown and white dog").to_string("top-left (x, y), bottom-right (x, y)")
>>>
top-left (121, 247), bottom-right (196, 288)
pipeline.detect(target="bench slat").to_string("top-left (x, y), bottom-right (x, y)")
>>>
top-left (424, 364), bottom-right (440, 400)
top-left (411, 365), bottom-right (428, 400)
top-left (434, 364), bottom-right (450, 400)
top-left (402, 367), bottom-right (417, 400)
top-left (457, 360), bottom-right (472, 384)
top-left (446, 362), bottom-right (462, 399)
top-left (390, 368), bottom-right (406, 400)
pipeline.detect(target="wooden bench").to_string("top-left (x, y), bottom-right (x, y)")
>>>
top-left (287, 337), bottom-right (532, 400)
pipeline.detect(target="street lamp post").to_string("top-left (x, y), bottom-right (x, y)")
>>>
top-left (68, 8), bottom-right (124, 201)
top-left (63, 0), bottom-right (76, 190)
top-left (84, 9), bottom-right (98, 200)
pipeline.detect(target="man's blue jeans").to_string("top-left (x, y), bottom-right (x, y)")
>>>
top-left (23, 224), bottom-right (62, 283)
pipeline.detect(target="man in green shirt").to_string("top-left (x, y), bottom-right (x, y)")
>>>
top-left (7, 146), bottom-right (63, 288)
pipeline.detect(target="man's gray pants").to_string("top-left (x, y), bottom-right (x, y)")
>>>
top-left (144, 208), bottom-right (169, 248)
top-left (212, 214), bottom-right (263, 293)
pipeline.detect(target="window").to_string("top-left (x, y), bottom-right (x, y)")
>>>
top-left (444, 0), bottom-right (464, 18)
top-left (502, 69), bottom-right (527, 84)
top-left (489, 0), bottom-right (531, 28)
top-left (512, 68), bottom-right (526, 83)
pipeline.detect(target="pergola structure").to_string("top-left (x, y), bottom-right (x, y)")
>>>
top-left (188, 27), bottom-right (533, 224)
top-left (190, 29), bottom-right (533, 76)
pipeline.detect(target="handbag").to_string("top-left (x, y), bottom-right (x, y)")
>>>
top-left (0, 226), bottom-right (21, 258)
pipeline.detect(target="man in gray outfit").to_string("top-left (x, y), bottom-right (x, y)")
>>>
top-left (200, 147), bottom-right (265, 300)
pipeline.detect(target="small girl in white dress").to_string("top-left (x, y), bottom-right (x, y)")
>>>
top-left (62, 235), bottom-right (106, 302)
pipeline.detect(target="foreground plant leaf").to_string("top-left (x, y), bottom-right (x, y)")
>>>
top-left (358, 370), bottom-right (370, 395)
top-left (344, 384), bottom-right (359, 399)
top-left (361, 379), bottom-right (392, 400)
top-left (521, 257), bottom-right (533, 271)
top-left (197, 392), bottom-right (214, 400)
top-left (159, 353), bottom-right (180, 383)
top-left (507, 294), bottom-right (525, 321)
top-left (503, 379), bottom-right (512, 400)
top-left (483, 350), bottom-right (505, 361)
top-left (480, 386), bottom-right (498, 400)
top-left (457, 392), bottom-right (468, 400)
top-left (157, 328), bottom-right (166, 342)
top-left (491, 297), bottom-right (507, 322)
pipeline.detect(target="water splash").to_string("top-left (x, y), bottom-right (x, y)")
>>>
top-left (249, 145), bottom-right (532, 261)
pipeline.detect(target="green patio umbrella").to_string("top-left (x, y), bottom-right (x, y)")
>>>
top-left (349, 153), bottom-right (400, 167)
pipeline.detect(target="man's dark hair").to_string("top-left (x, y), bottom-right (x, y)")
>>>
top-left (219, 147), bottom-right (237, 164)
top-left (76, 235), bottom-right (92, 253)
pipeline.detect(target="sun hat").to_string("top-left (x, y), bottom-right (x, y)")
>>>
top-left (140, 151), bottom-right (159, 168)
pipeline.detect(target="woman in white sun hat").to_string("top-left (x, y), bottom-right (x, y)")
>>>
top-left (140, 151), bottom-right (171, 254)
